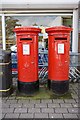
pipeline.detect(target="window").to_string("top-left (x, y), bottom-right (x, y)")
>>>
top-left (5, 15), bottom-right (72, 50)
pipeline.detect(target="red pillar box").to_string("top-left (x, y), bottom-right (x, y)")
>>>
top-left (46, 26), bottom-right (72, 94)
top-left (14, 27), bottom-right (41, 94)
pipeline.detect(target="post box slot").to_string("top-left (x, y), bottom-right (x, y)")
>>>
top-left (20, 38), bottom-right (32, 40)
top-left (55, 38), bottom-right (67, 40)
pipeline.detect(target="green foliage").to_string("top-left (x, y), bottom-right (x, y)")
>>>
top-left (5, 16), bottom-right (21, 38)
top-left (38, 36), bottom-right (43, 41)
top-left (32, 23), bottom-right (38, 26)
top-left (63, 17), bottom-right (72, 27)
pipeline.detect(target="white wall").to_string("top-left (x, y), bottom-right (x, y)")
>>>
top-left (1, 0), bottom-right (79, 4)
top-left (72, 9), bottom-right (79, 53)
top-left (0, 0), bottom-right (79, 9)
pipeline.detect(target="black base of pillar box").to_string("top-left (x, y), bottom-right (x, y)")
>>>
top-left (18, 80), bottom-right (39, 95)
top-left (48, 79), bottom-right (69, 95)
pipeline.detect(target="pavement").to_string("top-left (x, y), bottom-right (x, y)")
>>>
top-left (1, 78), bottom-right (79, 119)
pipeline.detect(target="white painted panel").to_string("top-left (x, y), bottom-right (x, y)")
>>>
top-left (58, 44), bottom-right (64, 54)
top-left (1, 0), bottom-right (79, 4)
top-left (72, 9), bottom-right (79, 52)
top-left (23, 44), bottom-right (30, 55)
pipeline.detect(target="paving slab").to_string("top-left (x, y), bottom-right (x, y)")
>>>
top-left (7, 97), bottom-right (16, 100)
top-left (60, 103), bottom-right (73, 108)
top-left (28, 108), bottom-right (40, 113)
top-left (6, 100), bottom-right (18, 104)
top-left (0, 113), bottom-right (6, 118)
top-left (41, 108), bottom-right (54, 113)
top-left (18, 99), bottom-right (30, 104)
top-left (2, 108), bottom-right (15, 113)
top-left (41, 99), bottom-right (52, 103)
top-left (14, 108), bottom-right (27, 113)
top-left (2, 103), bottom-right (10, 108)
top-left (48, 103), bottom-right (60, 108)
top-left (5, 113), bottom-right (19, 118)
top-left (53, 99), bottom-right (64, 103)
top-left (68, 108), bottom-right (78, 113)
top-left (22, 103), bottom-right (34, 108)
top-left (34, 113), bottom-right (48, 118)
top-left (10, 103), bottom-right (22, 108)
top-left (29, 100), bottom-right (41, 104)
top-left (72, 103), bottom-right (78, 108)
top-left (63, 113), bottom-right (78, 118)
top-left (49, 113), bottom-right (63, 118)
top-left (35, 103), bottom-right (47, 108)
top-left (55, 108), bottom-right (68, 113)
top-left (19, 113), bottom-right (34, 118)
top-left (64, 99), bottom-right (76, 103)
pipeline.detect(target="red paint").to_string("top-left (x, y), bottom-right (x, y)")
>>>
top-left (14, 27), bottom-right (41, 82)
top-left (46, 26), bottom-right (72, 81)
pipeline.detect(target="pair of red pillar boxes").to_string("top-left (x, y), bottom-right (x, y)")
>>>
top-left (14, 26), bottom-right (72, 95)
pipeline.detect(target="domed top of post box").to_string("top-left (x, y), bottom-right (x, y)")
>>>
top-left (46, 26), bottom-right (72, 34)
top-left (14, 26), bottom-right (41, 35)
